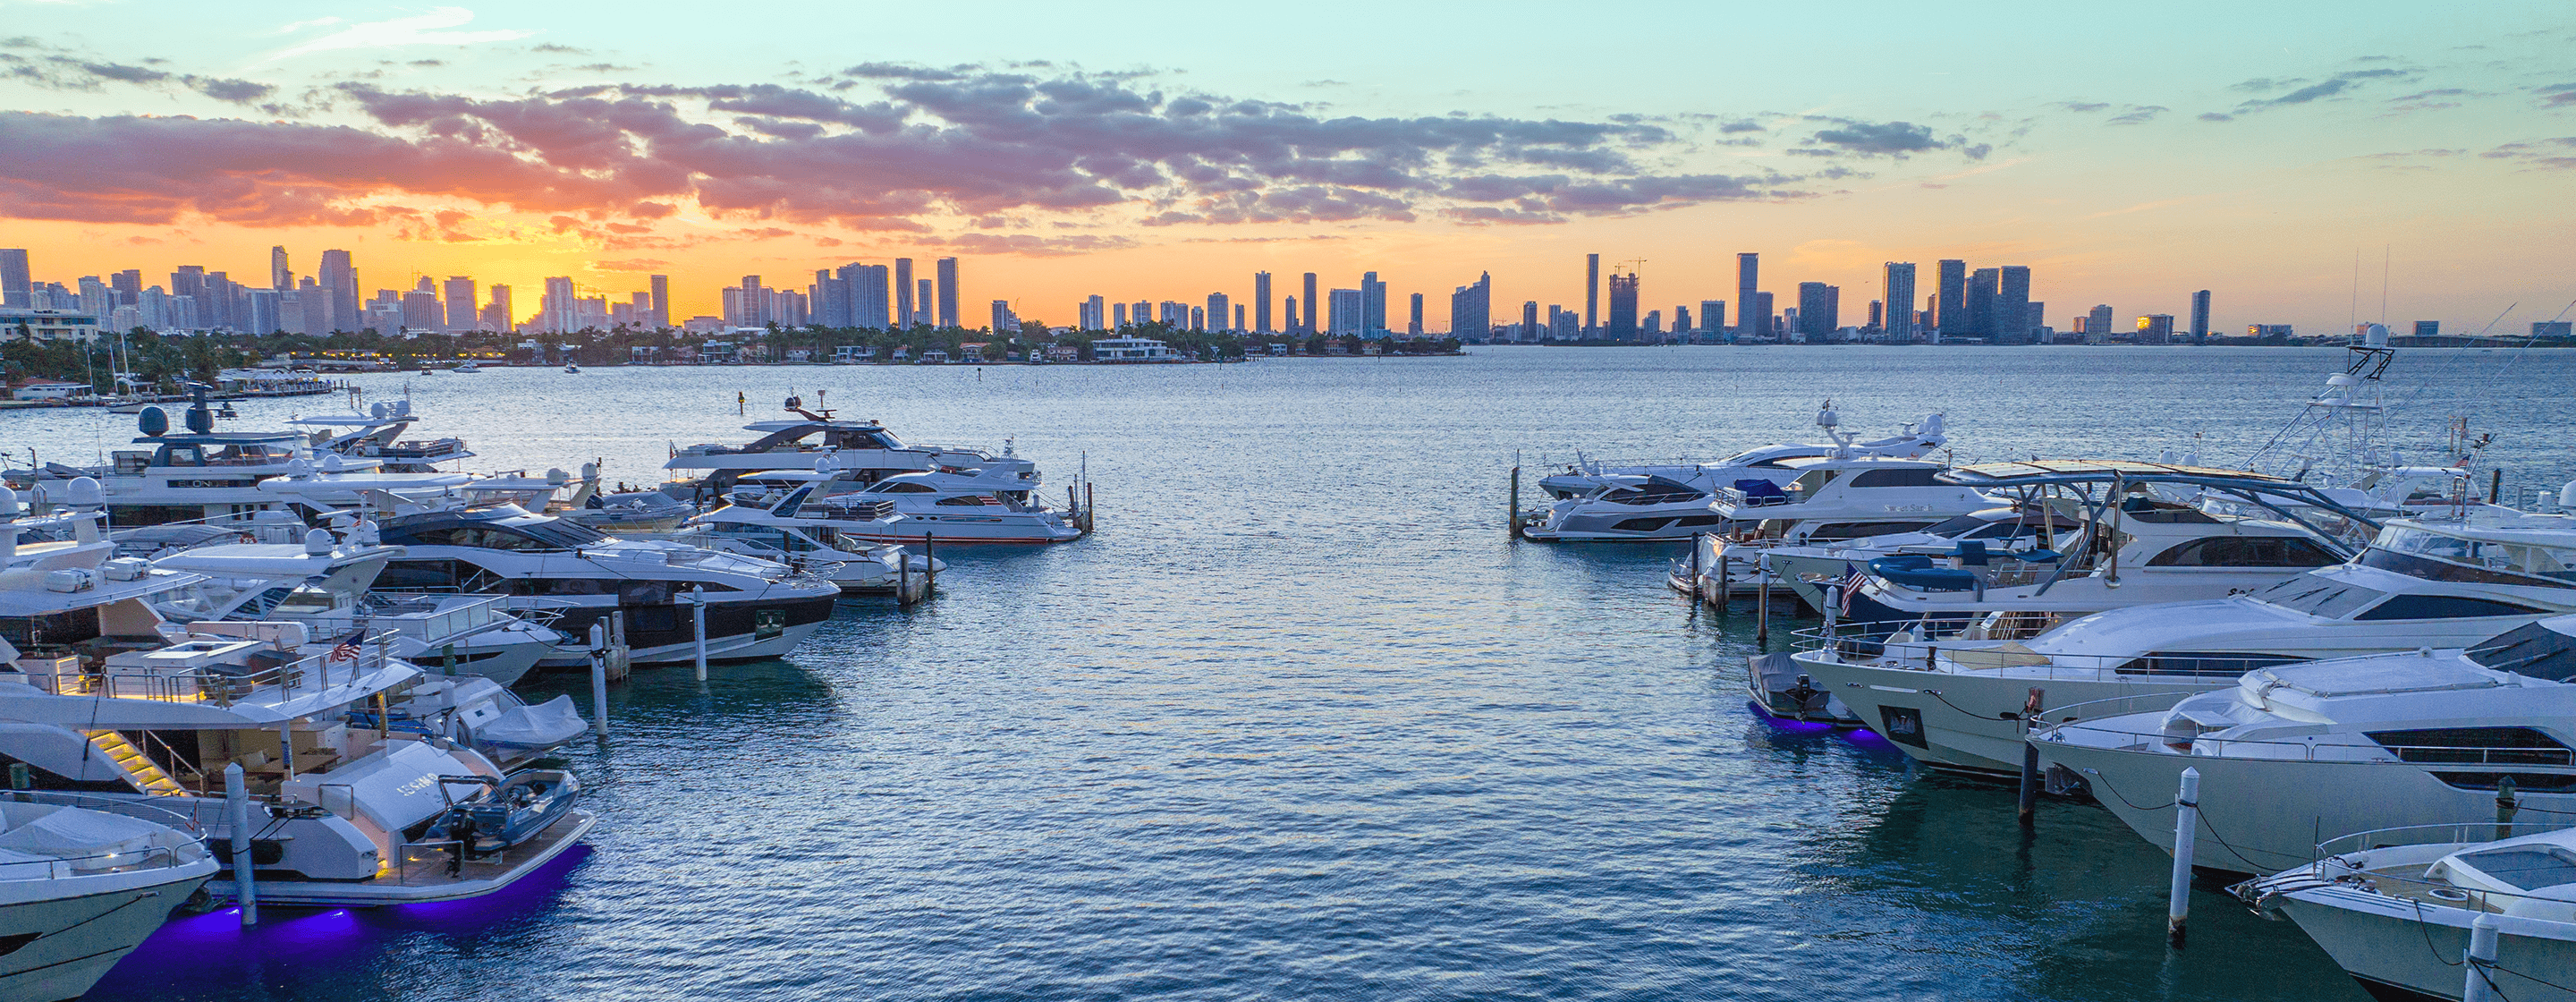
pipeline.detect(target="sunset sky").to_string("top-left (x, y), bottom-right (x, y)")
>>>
top-left (2, 1), bottom-right (2571, 334)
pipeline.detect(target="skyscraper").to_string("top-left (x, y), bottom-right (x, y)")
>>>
top-left (1934, 259), bottom-right (1967, 340)
top-left (1301, 273), bottom-right (1318, 335)
top-left (1086, 294), bottom-right (1107, 330)
top-left (1234, 304), bottom-right (1244, 331)
top-left (1700, 300), bottom-right (1725, 338)
top-left (269, 246), bottom-right (290, 292)
top-left (1797, 282), bottom-right (1841, 340)
top-left (111, 269), bottom-right (141, 307)
top-left (1208, 293), bottom-right (1230, 332)
top-left (2190, 289), bottom-right (2212, 344)
top-left (1521, 301), bottom-right (1539, 340)
top-left (1253, 272), bottom-right (1273, 334)
top-left (1329, 288), bottom-right (1363, 335)
top-left (1606, 269), bottom-right (1640, 339)
top-left (839, 265), bottom-right (888, 329)
top-left (1282, 298), bottom-right (1295, 334)
top-left (484, 284), bottom-right (513, 333)
top-left (1996, 266), bottom-right (2032, 344)
top-left (1449, 272), bottom-right (1490, 339)
top-left (919, 280), bottom-right (936, 326)
top-left (1964, 267), bottom-right (1999, 341)
top-left (894, 259), bottom-right (914, 327)
top-left (544, 276), bottom-right (578, 333)
top-left (1882, 262), bottom-right (1918, 342)
top-left (1734, 253), bottom-right (1759, 339)
top-left (2088, 304), bottom-right (2115, 343)
top-left (1114, 302), bottom-right (1128, 327)
top-left (936, 258), bottom-right (960, 328)
top-left (318, 250), bottom-right (357, 334)
top-left (1585, 253), bottom-right (1600, 335)
top-left (1410, 293), bottom-right (1425, 336)
top-left (1753, 292), bottom-right (1775, 339)
top-left (0, 250), bottom-right (31, 308)
top-left (443, 277), bottom-right (476, 332)
top-left (815, 269), bottom-right (850, 327)
top-left (1360, 272), bottom-right (1385, 335)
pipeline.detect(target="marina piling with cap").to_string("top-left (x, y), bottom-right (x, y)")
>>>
top-left (225, 762), bottom-right (257, 927)
top-left (2168, 767), bottom-right (2200, 947)
top-left (589, 623), bottom-right (610, 736)
top-left (1509, 465), bottom-right (1523, 540)
top-left (691, 585), bottom-right (708, 683)
top-left (2465, 913), bottom-right (2503, 1002)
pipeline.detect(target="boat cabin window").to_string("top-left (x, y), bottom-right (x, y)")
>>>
top-left (2361, 527), bottom-right (2576, 585)
top-left (225, 583), bottom-right (341, 619)
top-left (2145, 537), bottom-right (2340, 568)
top-left (1849, 467), bottom-right (1943, 489)
top-left (934, 496), bottom-right (1001, 507)
top-left (152, 445), bottom-right (205, 467)
top-left (1607, 479), bottom-right (1707, 505)
top-left (2466, 622), bottom-right (2576, 682)
top-left (1787, 469), bottom-right (1841, 497)
top-left (2354, 594), bottom-right (2550, 621)
top-left (376, 559), bottom-right (507, 593)
top-left (2113, 651), bottom-right (2307, 678)
top-left (2248, 575), bottom-right (2385, 618)
top-left (107, 504), bottom-right (213, 528)
top-left (2450, 847), bottom-right (2576, 891)
top-left (868, 481), bottom-right (939, 494)
top-left (0, 607), bottom-right (101, 649)
top-left (205, 443), bottom-right (292, 466)
top-left (2366, 726), bottom-right (2572, 766)
top-left (1803, 520), bottom-right (1941, 541)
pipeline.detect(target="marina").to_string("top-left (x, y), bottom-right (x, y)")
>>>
top-left (2, 347), bottom-right (2572, 1000)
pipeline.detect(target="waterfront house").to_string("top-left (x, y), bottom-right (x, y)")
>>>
top-left (1092, 335), bottom-right (1176, 362)
top-left (11, 378), bottom-right (91, 401)
top-left (834, 344), bottom-right (877, 363)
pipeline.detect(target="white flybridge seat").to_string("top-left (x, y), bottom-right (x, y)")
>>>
top-left (0, 796), bottom-right (216, 1002)
top-left (2036, 615), bottom-right (2576, 878)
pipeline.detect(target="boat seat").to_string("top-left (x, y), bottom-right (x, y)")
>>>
top-left (1947, 643), bottom-right (2052, 671)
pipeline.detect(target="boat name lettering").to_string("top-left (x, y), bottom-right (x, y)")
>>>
top-left (393, 772), bottom-right (442, 797)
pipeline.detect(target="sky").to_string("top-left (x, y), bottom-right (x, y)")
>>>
top-left (1, 0), bottom-right (2571, 335)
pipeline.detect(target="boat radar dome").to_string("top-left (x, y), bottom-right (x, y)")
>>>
top-left (370, 402), bottom-right (391, 420)
top-left (65, 477), bottom-right (102, 509)
top-left (2559, 480), bottom-right (2576, 513)
top-left (395, 400), bottom-right (411, 417)
top-left (321, 454), bottom-right (347, 473)
top-left (0, 486), bottom-right (16, 519)
top-left (547, 468), bottom-right (570, 487)
top-left (1816, 404), bottom-right (1839, 429)
top-left (136, 405), bottom-right (170, 437)
top-left (303, 529), bottom-right (334, 556)
top-left (286, 457), bottom-right (312, 477)
top-left (2364, 322), bottom-right (2391, 348)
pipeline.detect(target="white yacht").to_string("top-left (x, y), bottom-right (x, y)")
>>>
top-left (1603, 452), bottom-right (1996, 555)
top-left (1537, 407), bottom-right (1945, 498)
top-left (2034, 618), bottom-right (2576, 876)
top-left (4, 407), bottom-right (376, 530)
top-left (467, 464), bottom-right (694, 534)
top-left (289, 399), bottom-right (475, 473)
top-left (685, 491), bottom-right (942, 596)
top-left (0, 796), bottom-right (217, 1001)
top-left (1714, 505), bottom-right (2081, 612)
top-left (1528, 410), bottom-right (1956, 543)
top-left (1807, 510), bottom-right (2576, 776)
top-left (0, 630), bottom-right (592, 906)
top-left (662, 401), bottom-right (1036, 497)
top-left (258, 470), bottom-right (842, 667)
top-left (743, 463), bottom-right (1084, 545)
top-left (2242, 823), bottom-right (2576, 1002)
top-left (143, 529), bottom-right (567, 686)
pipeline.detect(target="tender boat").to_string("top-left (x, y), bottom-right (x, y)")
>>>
top-left (433, 769), bottom-right (580, 854)
top-left (2034, 616), bottom-right (2576, 875)
top-left (1806, 508), bottom-right (2576, 776)
top-left (0, 796), bottom-right (217, 1002)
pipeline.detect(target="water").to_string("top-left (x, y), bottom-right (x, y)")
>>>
top-left (15, 345), bottom-right (2576, 1002)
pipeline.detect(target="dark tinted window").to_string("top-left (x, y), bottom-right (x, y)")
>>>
top-left (2367, 726), bottom-right (2572, 766)
top-left (376, 560), bottom-right (458, 591)
top-left (1850, 468), bottom-right (1943, 488)
top-left (1806, 521), bottom-right (1938, 541)
top-left (2147, 536), bottom-right (2341, 568)
top-left (2468, 622), bottom-right (2576, 682)
top-left (2355, 594), bottom-right (2548, 621)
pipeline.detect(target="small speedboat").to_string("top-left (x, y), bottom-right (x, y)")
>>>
top-left (453, 362), bottom-right (480, 373)
top-left (564, 365), bottom-right (580, 373)
top-left (436, 770), bottom-right (581, 855)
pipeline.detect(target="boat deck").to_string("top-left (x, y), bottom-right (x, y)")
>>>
top-left (212, 811), bottom-right (596, 905)
top-left (2360, 866), bottom-right (2504, 913)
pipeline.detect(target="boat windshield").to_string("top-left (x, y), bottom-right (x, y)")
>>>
top-left (2354, 526), bottom-right (2576, 589)
top-left (2465, 622), bottom-right (2576, 683)
top-left (225, 583), bottom-right (341, 620)
top-left (2248, 574), bottom-right (2386, 618)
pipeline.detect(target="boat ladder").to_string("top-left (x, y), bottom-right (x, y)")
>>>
top-left (85, 730), bottom-right (186, 795)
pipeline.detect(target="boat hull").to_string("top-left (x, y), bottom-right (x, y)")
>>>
top-left (1797, 653), bottom-right (2215, 775)
top-left (2275, 883), bottom-right (2576, 1002)
top-left (0, 863), bottom-right (214, 1002)
top-left (209, 811), bottom-right (595, 906)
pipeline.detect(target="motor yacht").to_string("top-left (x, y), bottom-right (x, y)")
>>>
top-left (466, 464), bottom-right (695, 534)
top-left (684, 491), bottom-right (941, 596)
top-left (739, 463), bottom-right (1085, 545)
top-left (0, 796), bottom-right (217, 1001)
top-left (1702, 505), bottom-right (2083, 612)
top-left (288, 399), bottom-right (475, 473)
top-left (2241, 822), bottom-right (2576, 1002)
top-left (1527, 409), bottom-right (1958, 543)
top-left (0, 633), bottom-right (592, 906)
top-left (1806, 508), bottom-right (2576, 776)
top-left (3, 399), bottom-right (380, 531)
top-left (662, 400), bottom-right (1036, 497)
top-left (2033, 617), bottom-right (2576, 876)
top-left (258, 471), bottom-right (841, 667)
top-left (143, 524), bottom-right (566, 686)
top-left (1536, 406), bottom-right (1945, 498)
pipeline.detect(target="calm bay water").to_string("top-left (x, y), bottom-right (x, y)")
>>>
top-left (13, 345), bottom-right (2576, 1002)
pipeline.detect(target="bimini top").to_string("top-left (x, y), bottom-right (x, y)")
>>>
top-left (1942, 460), bottom-right (2299, 488)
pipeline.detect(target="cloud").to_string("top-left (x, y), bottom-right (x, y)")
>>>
top-left (589, 258), bottom-right (667, 271)
top-left (2540, 83), bottom-right (2576, 107)
top-left (941, 233), bottom-right (1137, 256)
top-left (1794, 118), bottom-right (1958, 158)
top-left (260, 8), bottom-right (534, 64)
top-left (2227, 68), bottom-right (2414, 115)
top-left (2106, 106), bottom-right (2166, 125)
top-left (2480, 137), bottom-right (2576, 170)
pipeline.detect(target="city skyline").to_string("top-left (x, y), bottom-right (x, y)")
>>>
top-left (0, 4), bottom-right (2567, 336)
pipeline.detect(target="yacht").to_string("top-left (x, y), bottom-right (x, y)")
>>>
top-left (1807, 509), bottom-right (2576, 776)
top-left (0, 633), bottom-right (592, 906)
top-left (288, 399), bottom-right (475, 473)
top-left (1710, 504), bottom-right (2082, 612)
top-left (466, 464), bottom-right (694, 534)
top-left (662, 401), bottom-right (1036, 497)
top-left (1582, 451), bottom-right (1996, 552)
top-left (2033, 617), bottom-right (2576, 875)
top-left (741, 463), bottom-right (1083, 545)
top-left (2241, 823), bottom-right (2576, 1002)
top-left (4, 402), bottom-right (378, 530)
top-left (259, 472), bottom-right (842, 666)
top-left (143, 526), bottom-right (567, 686)
top-left (452, 361), bottom-right (480, 373)
top-left (1536, 407), bottom-right (1945, 498)
top-left (0, 796), bottom-right (217, 1002)
top-left (685, 490), bottom-right (942, 595)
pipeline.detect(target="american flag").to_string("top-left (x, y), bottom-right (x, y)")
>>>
top-left (326, 631), bottom-right (365, 663)
top-left (1837, 563), bottom-right (1868, 617)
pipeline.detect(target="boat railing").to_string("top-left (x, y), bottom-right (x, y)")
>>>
top-left (328, 594), bottom-right (515, 643)
top-left (2033, 712), bottom-right (2568, 767)
top-left (1788, 624), bottom-right (2297, 682)
top-left (24, 632), bottom-right (399, 707)
top-left (1, 789), bottom-right (205, 836)
top-left (2249, 822), bottom-right (2576, 911)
